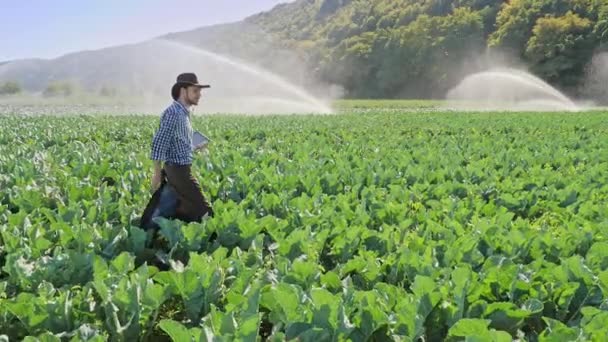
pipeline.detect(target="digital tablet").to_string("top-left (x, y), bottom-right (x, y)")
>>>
top-left (192, 131), bottom-right (210, 149)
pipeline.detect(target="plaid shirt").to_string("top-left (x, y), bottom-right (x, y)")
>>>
top-left (150, 101), bottom-right (193, 165)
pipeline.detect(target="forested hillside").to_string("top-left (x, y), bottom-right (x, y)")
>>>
top-left (249, 0), bottom-right (608, 98)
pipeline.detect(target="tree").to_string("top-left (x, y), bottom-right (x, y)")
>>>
top-left (453, 0), bottom-right (504, 37)
top-left (318, 0), bottom-right (351, 19)
top-left (488, 0), bottom-right (543, 53)
top-left (0, 81), bottom-right (21, 95)
top-left (525, 11), bottom-right (594, 86)
top-left (593, 1), bottom-right (608, 48)
top-left (43, 81), bottom-right (74, 97)
top-left (198, 0), bottom-right (608, 99)
top-left (99, 85), bottom-right (118, 97)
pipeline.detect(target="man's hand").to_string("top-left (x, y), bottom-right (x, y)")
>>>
top-left (194, 143), bottom-right (209, 153)
top-left (152, 161), bottom-right (163, 192)
top-left (152, 170), bottom-right (162, 192)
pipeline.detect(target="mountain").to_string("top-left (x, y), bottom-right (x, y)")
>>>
top-left (1, 0), bottom-right (607, 100)
top-left (0, 3), bottom-right (324, 101)
top-left (0, 22), bottom-right (310, 94)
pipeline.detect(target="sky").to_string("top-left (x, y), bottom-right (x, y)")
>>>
top-left (0, 0), bottom-right (291, 61)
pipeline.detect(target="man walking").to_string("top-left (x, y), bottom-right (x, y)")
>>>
top-left (150, 72), bottom-right (213, 222)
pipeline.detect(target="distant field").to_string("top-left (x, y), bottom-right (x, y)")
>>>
top-left (0, 99), bottom-right (439, 116)
top-left (334, 99), bottom-right (445, 110)
top-left (1, 108), bottom-right (608, 340)
top-left (2, 97), bottom-right (605, 116)
top-left (0, 97), bottom-right (447, 115)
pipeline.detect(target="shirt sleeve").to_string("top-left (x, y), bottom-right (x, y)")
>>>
top-left (150, 108), bottom-right (177, 161)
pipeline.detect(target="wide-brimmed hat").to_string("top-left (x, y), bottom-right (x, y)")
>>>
top-left (171, 73), bottom-right (210, 100)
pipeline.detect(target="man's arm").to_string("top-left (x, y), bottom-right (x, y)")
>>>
top-left (150, 109), bottom-right (177, 190)
top-left (153, 160), bottom-right (163, 175)
top-left (151, 111), bottom-right (177, 162)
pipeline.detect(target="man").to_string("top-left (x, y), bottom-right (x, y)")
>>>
top-left (149, 72), bottom-right (214, 222)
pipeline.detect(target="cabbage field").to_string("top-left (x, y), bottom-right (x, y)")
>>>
top-left (1, 106), bottom-right (608, 341)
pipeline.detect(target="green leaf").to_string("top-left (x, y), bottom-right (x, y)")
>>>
top-left (599, 270), bottom-right (608, 297)
top-left (129, 226), bottom-right (148, 255)
top-left (286, 323), bottom-right (314, 339)
top-left (450, 266), bottom-right (473, 325)
top-left (110, 252), bottom-right (135, 274)
top-left (586, 242), bottom-right (608, 271)
top-left (143, 281), bottom-right (168, 310)
top-left (353, 290), bottom-right (390, 339)
top-left (562, 255), bottom-right (596, 285)
top-left (340, 257), bottom-right (367, 277)
top-left (4, 293), bottom-right (49, 331)
top-left (202, 305), bottom-right (227, 336)
top-left (261, 283), bottom-right (305, 324)
top-left (181, 223), bottom-right (206, 251)
top-left (581, 306), bottom-right (608, 338)
top-left (236, 313), bottom-right (262, 341)
top-left (540, 318), bottom-right (584, 341)
top-left (311, 288), bottom-right (339, 330)
top-left (24, 333), bottom-right (61, 342)
top-left (177, 270), bottom-right (205, 321)
top-left (521, 299), bottom-right (543, 315)
top-left (448, 318), bottom-right (491, 337)
top-left (289, 259), bottom-right (321, 287)
top-left (320, 271), bottom-right (342, 291)
top-left (447, 317), bottom-right (512, 342)
top-left (219, 311), bottom-right (237, 335)
top-left (556, 282), bottom-right (580, 318)
top-left (159, 319), bottom-right (192, 342)
top-left (242, 280), bottom-right (262, 317)
top-left (412, 275), bottom-right (436, 297)
top-left (294, 328), bottom-right (332, 342)
top-left (483, 302), bottom-right (528, 333)
top-left (34, 237), bottom-right (53, 253)
top-left (157, 217), bottom-right (184, 248)
top-left (489, 330), bottom-right (513, 342)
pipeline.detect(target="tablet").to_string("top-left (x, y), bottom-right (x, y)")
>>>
top-left (192, 131), bottom-right (210, 149)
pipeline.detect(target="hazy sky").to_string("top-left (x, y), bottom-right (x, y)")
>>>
top-left (0, 0), bottom-right (291, 61)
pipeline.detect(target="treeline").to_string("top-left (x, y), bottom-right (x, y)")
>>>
top-left (0, 81), bottom-right (21, 95)
top-left (0, 80), bottom-right (122, 98)
top-left (251, 0), bottom-right (608, 98)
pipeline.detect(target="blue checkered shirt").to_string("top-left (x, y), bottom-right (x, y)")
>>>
top-left (150, 101), bottom-right (193, 165)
